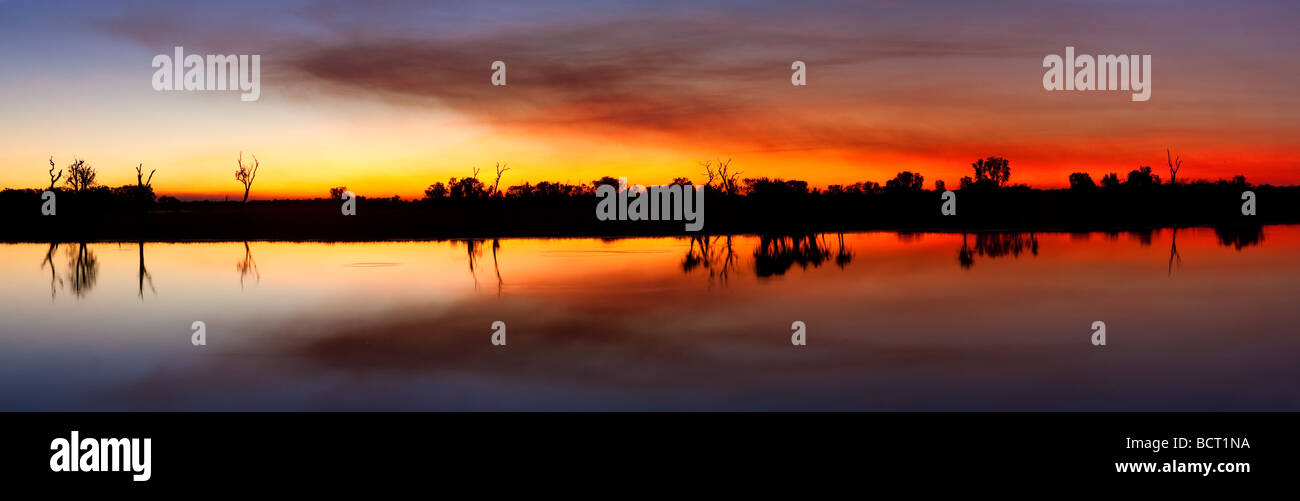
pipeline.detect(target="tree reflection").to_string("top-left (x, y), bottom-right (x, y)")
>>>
top-left (958, 232), bottom-right (1039, 269)
top-left (40, 243), bottom-right (63, 300)
top-left (237, 241), bottom-right (260, 290)
top-left (65, 243), bottom-right (98, 298)
top-left (138, 242), bottom-right (156, 299)
top-left (682, 235), bottom-right (739, 285)
top-left (1168, 228), bottom-right (1182, 276)
top-left (1213, 224), bottom-right (1264, 250)
top-left (754, 234), bottom-right (832, 278)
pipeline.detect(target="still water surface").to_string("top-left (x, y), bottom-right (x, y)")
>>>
top-left (0, 226), bottom-right (1295, 410)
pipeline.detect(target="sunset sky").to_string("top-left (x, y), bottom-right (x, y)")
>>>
top-left (0, 0), bottom-right (1297, 200)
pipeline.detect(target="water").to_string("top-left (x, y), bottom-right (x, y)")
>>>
top-left (1, 226), bottom-right (1295, 410)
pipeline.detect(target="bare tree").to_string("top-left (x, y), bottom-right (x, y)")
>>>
top-left (65, 158), bottom-right (95, 192)
top-left (701, 159), bottom-right (741, 195)
top-left (47, 157), bottom-right (62, 190)
top-left (491, 162), bottom-right (510, 197)
top-left (235, 152), bottom-right (259, 203)
top-left (136, 163), bottom-right (155, 187)
top-left (1166, 149), bottom-right (1182, 185)
top-left (700, 161), bottom-right (718, 188)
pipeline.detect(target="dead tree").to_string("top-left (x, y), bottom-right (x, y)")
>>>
top-left (700, 161), bottom-right (718, 188)
top-left (136, 163), bottom-right (155, 187)
top-left (47, 157), bottom-right (62, 190)
top-left (235, 152), bottom-right (259, 203)
top-left (491, 162), bottom-right (510, 197)
top-left (712, 158), bottom-right (743, 195)
top-left (1167, 149), bottom-right (1182, 185)
top-left (65, 158), bottom-right (95, 192)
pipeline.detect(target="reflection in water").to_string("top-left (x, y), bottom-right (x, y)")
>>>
top-left (3, 227), bottom-right (1297, 411)
top-left (754, 234), bottom-right (834, 277)
top-left (237, 241), bottom-right (260, 289)
top-left (492, 239), bottom-right (503, 296)
top-left (40, 243), bottom-right (62, 300)
top-left (835, 233), bottom-right (853, 268)
top-left (462, 239), bottom-right (485, 291)
top-left (682, 235), bottom-right (739, 284)
top-left (138, 242), bottom-right (156, 299)
top-left (1168, 229), bottom-right (1182, 275)
top-left (958, 232), bottom-right (1039, 269)
top-left (1214, 224), bottom-right (1265, 250)
top-left (65, 243), bottom-right (98, 298)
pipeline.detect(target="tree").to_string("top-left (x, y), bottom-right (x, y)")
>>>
top-left (934, 179), bottom-right (946, 192)
top-left (491, 162), bottom-right (510, 197)
top-left (591, 176), bottom-right (620, 191)
top-left (1126, 165), bottom-right (1160, 187)
top-left (47, 157), bottom-right (62, 190)
top-left (329, 186), bottom-right (348, 199)
top-left (1100, 172), bottom-right (1121, 189)
top-left (702, 159), bottom-right (742, 195)
top-left (885, 171), bottom-right (924, 192)
top-left (1068, 172), bottom-right (1096, 191)
top-left (1167, 149), bottom-right (1182, 185)
top-left (136, 163), bottom-right (155, 187)
top-left (65, 158), bottom-right (95, 192)
top-left (448, 167), bottom-right (487, 199)
top-left (424, 182), bottom-right (447, 199)
top-left (235, 152), bottom-right (259, 203)
top-left (972, 156), bottom-right (1010, 188)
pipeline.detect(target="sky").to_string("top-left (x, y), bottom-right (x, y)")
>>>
top-left (0, 0), bottom-right (1297, 200)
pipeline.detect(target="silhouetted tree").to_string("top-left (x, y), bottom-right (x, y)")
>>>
top-left (424, 182), bottom-right (448, 199)
top-left (1167, 149), bottom-right (1182, 184)
top-left (885, 171), bottom-right (924, 192)
top-left (972, 156), bottom-right (1011, 188)
top-left (329, 186), bottom-right (348, 198)
top-left (591, 176), bottom-right (620, 191)
top-left (1068, 172), bottom-right (1096, 191)
top-left (135, 163), bottom-right (155, 187)
top-left (703, 159), bottom-right (742, 195)
top-left (491, 162), bottom-right (510, 197)
top-left (1100, 172), bottom-right (1121, 189)
top-left (65, 158), bottom-right (95, 192)
top-left (235, 152), bottom-right (259, 203)
top-left (934, 179), bottom-right (946, 192)
top-left (1126, 166), bottom-right (1160, 187)
top-left (448, 176), bottom-right (487, 199)
top-left (47, 157), bottom-right (62, 191)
